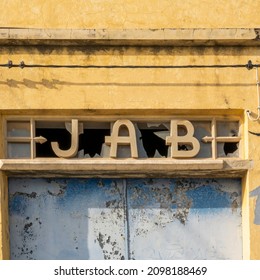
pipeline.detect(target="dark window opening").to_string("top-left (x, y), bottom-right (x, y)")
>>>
top-left (223, 142), bottom-right (239, 156)
top-left (178, 144), bottom-right (189, 151)
top-left (80, 129), bottom-right (110, 157)
top-left (36, 129), bottom-right (110, 158)
top-left (221, 132), bottom-right (239, 157)
top-left (139, 129), bottom-right (168, 157)
top-left (36, 128), bottom-right (72, 157)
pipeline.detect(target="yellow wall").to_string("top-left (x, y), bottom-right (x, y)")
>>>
top-left (0, 46), bottom-right (259, 112)
top-left (1, 44), bottom-right (260, 259)
top-left (0, 0), bottom-right (259, 29)
top-left (0, 0), bottom-right (260, 260)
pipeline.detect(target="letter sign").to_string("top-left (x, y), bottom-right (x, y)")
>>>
top-left (105, 119), bottom-right (138, 158)
top-left (166, 120), bottom-right (200, 158)
top-left (51, 119), bottom-right (79, 158)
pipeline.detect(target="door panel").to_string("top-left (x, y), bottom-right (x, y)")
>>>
top-left (9, 178), bottom-right (126, 260)
top-left (9, 177), bottom-right (242, 260)
top-left (127, 178), bottom-right (242, 259)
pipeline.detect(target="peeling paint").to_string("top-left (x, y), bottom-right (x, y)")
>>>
top-left (250, 186), bottom-right (260, 225)
top-left (9, 177), bottom-right (242, 260)
top-left (96, 232), bottom-right (124, 260)
top-left (127, 178), bottom-right (242, 259)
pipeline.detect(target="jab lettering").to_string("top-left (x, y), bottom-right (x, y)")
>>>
top-left (50, 119), bottom-right (200, 159)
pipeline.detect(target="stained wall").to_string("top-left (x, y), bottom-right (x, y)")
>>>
top-left (0, 0), bottom-right (260, 259)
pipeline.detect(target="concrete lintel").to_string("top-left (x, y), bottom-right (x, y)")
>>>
top-left (0, 28), bottom-right (259, 46)
top-left (0, 159), bottom-right (251, 178)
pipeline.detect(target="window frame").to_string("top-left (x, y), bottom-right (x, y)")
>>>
top-left (4, 115), bottom-right (243, 160)
top-left (0, 114), bottom-right (251, 260)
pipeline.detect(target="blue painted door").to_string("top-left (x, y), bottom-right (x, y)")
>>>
top-left (9, 178), bottom-right (242, 259)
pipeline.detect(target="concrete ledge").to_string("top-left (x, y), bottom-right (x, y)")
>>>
top-left (0, 159), bottom-right (251, 178)
top-left (0, 28), bottom-right (259, 46)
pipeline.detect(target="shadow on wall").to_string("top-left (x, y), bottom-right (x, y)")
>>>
top-left (1, 79), bottom-right (255, 89)
top-left (250, 186), bottom-right (260, 225)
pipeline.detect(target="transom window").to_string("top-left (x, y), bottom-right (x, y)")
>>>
top-left (5, 118), bottom-right (241, 159)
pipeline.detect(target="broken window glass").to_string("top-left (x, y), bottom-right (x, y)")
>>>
top-left (138, 122), bottom-right (169, 158)
top-left (217, 142), bottom-right (239, 158)
top-left (5, 118), bottom-right (241, 159)
top-left (35, 121), bottom-right (110, 158)
top-left (216, 121), bottom-right (240, 158)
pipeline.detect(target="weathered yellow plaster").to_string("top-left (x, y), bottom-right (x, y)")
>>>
top-left (0, 1), bottom-right (259, 29)
top-left (0, 1), bottom-right (260, 259)
top-left (1, 44), bottom-right (259, 259)
top-left (0, 46), bottom-right (259, 112)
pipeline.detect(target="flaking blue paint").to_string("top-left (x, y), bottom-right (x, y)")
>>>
top-left (250, 186), bottom-right (260, 225)
top-left (9, 178), bottom-right (242, 260)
